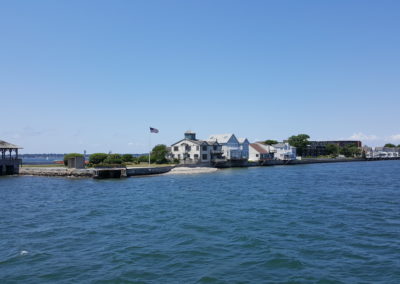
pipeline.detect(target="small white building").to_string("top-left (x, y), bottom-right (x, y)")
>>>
top-left (249, 143), bottom-right (274, 162)
top-left (208, 134), bottom-right (249, 160)
top-left (170, 131), bottom-right (223, 165)
top-left (271, 143), bottom-right (297, 160)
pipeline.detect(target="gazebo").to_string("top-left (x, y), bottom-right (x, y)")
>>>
top-left (0, 140), bottom-right (23, 175)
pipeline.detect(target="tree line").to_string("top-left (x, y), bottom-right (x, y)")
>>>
top-left (64, 144), bottom-right (170, 167)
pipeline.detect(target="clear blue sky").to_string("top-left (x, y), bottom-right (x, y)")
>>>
top-left (1, 0), bottom-right (399, 153)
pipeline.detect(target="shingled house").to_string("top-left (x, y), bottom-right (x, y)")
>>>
top-left (0, 140), bottom-right (22, 175)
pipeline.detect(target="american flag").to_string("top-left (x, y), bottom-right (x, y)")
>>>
top-left (150, 127), bottom-right (159, 133)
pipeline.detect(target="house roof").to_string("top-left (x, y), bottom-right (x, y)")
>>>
top-left (0, 140), bottom-right (22, 149)
top-left (171, 139), bottom-right (204, 146)
top-left (171, 139), bottom-right (219, 147)
top-left (208, 134), bottom-right (235, 144)
top-left (272, 143), bottom-right (286, 148)
top-left (238, 138), bottom-right (249, 144)
top-left (250, 143), bottom-right (269, 154)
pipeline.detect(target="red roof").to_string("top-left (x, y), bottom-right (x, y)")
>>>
top-left (250, 143), bottom-right (269, 154)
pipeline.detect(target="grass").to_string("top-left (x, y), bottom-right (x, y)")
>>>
top-left (21, 164), bottom-right (66, 168)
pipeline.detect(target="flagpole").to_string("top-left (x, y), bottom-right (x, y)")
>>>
top-left (149, 130), bottom-right (151, 165)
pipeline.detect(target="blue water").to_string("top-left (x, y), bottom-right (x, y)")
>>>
top-left (1, 161), bottom-right (400, 283)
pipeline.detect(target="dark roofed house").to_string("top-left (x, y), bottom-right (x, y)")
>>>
top-left (0, 140), bottom-right (23, 175)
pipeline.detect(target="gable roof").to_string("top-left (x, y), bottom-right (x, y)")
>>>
top-left (171, 139), bottom-right (205, 146)
top-left (272, 143), bottom-right (286, 148)
top-left (250, 143), bottom-right (269, 154)
top-left (0, 140), bottom-right (22, 149)
top-left (238, 138), bottom-right (249, 144)
top-left (208, 134), bottom-right (238, 144)
top-left (171, 139), bottom-right (219, 147)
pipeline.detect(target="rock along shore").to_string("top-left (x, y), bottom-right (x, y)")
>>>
top-left (20, 167), bottom-right (95, 177)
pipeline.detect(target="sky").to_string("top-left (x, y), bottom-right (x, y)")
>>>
top-left (1, 0), bottom-right (399, 153)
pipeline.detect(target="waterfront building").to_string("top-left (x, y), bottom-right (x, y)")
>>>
top-left (368, 146), bottom-right (400, 158)
top-left (238, 138), bottom-right (250, 160)
top-left (170, 131), bottom-right (223, 165)
top-left (0, 140), bottom-right (23, 175)
top-left (249, 143), bottom-right (274, 162)
top-left (303, 140), bottom-right (362, 157)
top-left (208, 134), bottom-right (249, 161)
top-left (271, 142), bottom-right (297, 160)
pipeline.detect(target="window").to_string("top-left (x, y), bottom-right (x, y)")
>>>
top-left (202, 154), bottom-right (208, 160)
top-left (187, 154), bottom-right (191, 158)
top-left (196, 146), bottom-right (199, 150)
top-left (194, 154), bottom-right (199, 159)
top-left (202, 146), bottom-right (207, 151)
top-left (174, 146), bottom-right (178, 151)
top-left (213, 145), bottom-right (218, 150)
top-left (186, 146), bottom-right (191, 151)
top-left (178, 154), bottom-right (181, 159)
top-left (256, 154), bottom-right (259, 157)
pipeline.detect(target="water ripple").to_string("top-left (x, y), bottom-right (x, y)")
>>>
top-left (1, 161), bottom-right (400, 283)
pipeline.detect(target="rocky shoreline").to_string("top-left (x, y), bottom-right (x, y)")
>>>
top-left (20, 167), bottom-right (95, 177)
top-left (19, 166), bottom-right (219, 178)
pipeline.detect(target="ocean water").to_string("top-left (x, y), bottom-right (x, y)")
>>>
top-left (1, 161), bottom-right (400, 283)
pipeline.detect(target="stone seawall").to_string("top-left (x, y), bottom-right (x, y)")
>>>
top-left (20, 167), bottom-right (95, 177)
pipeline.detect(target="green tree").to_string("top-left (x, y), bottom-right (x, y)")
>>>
top-left (264, 139), bottom-right (278, 145)
top-left (122, 154), bottom-right (134, 163)
top-left (384, 143), bottom-right (396, 148)
top-left (151, 144), bottom-right (168, 164)
top-left (325, 144), bottom-right (339, 157)
top-left (340, 145), bottom-right (361, 157)
top-left (89, 153), bottom-right (108, 164)
top-left (63, 153), bottom-right (83, 166)
top-left (288, 134), bottom-right (310, 156)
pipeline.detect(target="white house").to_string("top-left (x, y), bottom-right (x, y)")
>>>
top-left (271, 143), bottom-right (297, 160)
top-left (170, 131), bottom-right (223, 165)
top-left (208, 134), bottom-right (249, 161)
top-left (249, 143), bottom-right (273, 162)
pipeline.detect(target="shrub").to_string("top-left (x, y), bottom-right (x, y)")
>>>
top-left (63, 153), bottom-right (84, 166)
top-left (138, 155), bottom-right (155, 163)
top-left (89, 153), bottom-right (108, 164)
top-left (122, 154), bottom-right (134, 163)
top-left (103, 154), bottom-right (123, 164)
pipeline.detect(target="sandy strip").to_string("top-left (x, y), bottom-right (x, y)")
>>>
top-left (164, 167), bottom-right (219, 175)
